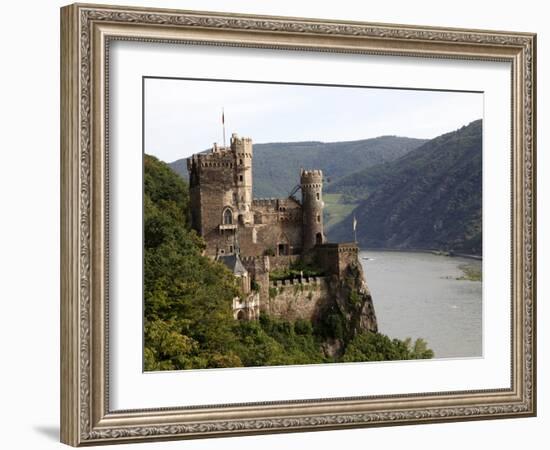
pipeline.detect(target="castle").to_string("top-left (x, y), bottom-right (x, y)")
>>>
top-left (187, 133), bottom-right (324, 259)
top-left (187, 133), bottom-right (377, 335)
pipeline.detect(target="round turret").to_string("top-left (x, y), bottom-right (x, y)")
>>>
top-left (231, 134), bottom-right (254, 224)
top-left (300, 169), bottom-right (325, 251)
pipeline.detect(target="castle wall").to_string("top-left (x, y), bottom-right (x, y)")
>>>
top-left (265, 277), bottom-right (330, 322)
top-left (312, 243), bottom-right (360, 278)
top-left (238, 222), bottom-right (302, 257)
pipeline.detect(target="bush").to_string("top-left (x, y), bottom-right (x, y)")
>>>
top-left (294, 319), bottom-right (313, 335)
top-left (342, 332), bottom-right (434, 362)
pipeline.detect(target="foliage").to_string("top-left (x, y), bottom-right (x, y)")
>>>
top-left (269, 260), bottom-right (325, 281)
top-left (342, 333), bottom-right (434, 362)
top-left (456, 263), bottom-right (482, 282)
top-left (315, 305), bottom-right (347, 342)
top-left (348, 290), bottom-right (362, 308)
top-left (144, 155), bottom-right (240, 370)
top-left (403, 337), bottom-right (435, 359)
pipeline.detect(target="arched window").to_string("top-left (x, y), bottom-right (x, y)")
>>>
top-left (223, 208), bottom-right (233, 225)
top-left (315, 232), bottom-right (323, 245)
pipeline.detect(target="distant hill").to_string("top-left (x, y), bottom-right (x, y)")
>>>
top-left (169, 136), bottom-right (427, 198)
top-left (328, 120), bottom-right (482, 254)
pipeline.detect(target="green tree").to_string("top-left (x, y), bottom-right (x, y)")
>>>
top-left (144, 155), bottom-right (240, 370)
top-left (342, 332), bottom-right (432, 362)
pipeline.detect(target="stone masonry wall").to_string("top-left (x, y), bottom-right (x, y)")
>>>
top-left (265, 277), bottom-right (329, 322)
top-left (312, 243), bottom-right (360, 278)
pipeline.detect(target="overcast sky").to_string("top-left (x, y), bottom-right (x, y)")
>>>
top-left (144, 78), bottom-right (483, 163)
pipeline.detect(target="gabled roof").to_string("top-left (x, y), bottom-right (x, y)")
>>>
top-left (217, 254), bottom-right (248, 276)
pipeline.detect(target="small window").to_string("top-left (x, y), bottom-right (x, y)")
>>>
top-left (229, 245), bottom-right (234, 253)
top-left (223, 208), bottom-right (233, 225)
top-left (239, 158), bottom-right (243, 165)
top-left (317, 214), bottom-right (321, 223)
top-left (316, 192), bottom-right (320, 200)
top-left (239, 175), bottom-right (243, 182)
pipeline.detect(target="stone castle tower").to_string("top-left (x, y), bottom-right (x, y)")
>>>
top-left (301, 169), bottom-right (325, 251)
top-left (187, 133), bottom-right (254, 250)
top-left (231, 134), bottom-right (254, 226)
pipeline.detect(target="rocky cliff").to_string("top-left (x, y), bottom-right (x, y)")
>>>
top-left (318, 261), bottom-right (377, 357)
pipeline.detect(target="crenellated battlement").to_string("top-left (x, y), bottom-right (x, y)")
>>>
top-left (316, 242), bottom-right (359, 253)
top-left (270, 276), bottom-right (327, 288)
top-left (300, 169), bottom-right (323, 185)
top-left (252, 198), bottom-right (279, 206)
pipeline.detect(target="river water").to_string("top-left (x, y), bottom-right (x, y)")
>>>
top-left (359, 250), bottom-right (482, 359)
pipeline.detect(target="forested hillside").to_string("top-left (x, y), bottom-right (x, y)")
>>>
top-left (328, 120), bottom-right (482, 254)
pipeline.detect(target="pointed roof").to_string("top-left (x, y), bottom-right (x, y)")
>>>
top-left (217, 254), bottom-right (248, 276)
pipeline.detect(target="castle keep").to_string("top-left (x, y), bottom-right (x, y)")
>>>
top-left (187, 133), bottom-right (377, 337)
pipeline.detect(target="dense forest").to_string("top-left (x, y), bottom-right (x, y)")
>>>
top-left (144, 154), bottom-right (433, 370)
top-left (328, 120), bottom-right (482, 254)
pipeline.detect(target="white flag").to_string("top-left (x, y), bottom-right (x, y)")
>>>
top-left (353, 215), bottom-right (357, 231)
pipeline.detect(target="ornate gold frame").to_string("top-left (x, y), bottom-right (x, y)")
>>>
top-left (60, 3), bottom-right (536, 446)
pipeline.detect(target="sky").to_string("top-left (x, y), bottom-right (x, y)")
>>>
top-left (144, 78), bottom-right (483, 163)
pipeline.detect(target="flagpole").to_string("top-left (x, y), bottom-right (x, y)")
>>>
top-left (222, 107), bottom-right (226, 147)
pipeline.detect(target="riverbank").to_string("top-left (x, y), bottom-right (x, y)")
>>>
top-left (456, 263), bottom-right (482, 281)
top-left (360, 247), bottom-right (482, 261)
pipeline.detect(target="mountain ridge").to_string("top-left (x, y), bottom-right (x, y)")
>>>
top-left (328, 119), bottom-right (482, 254)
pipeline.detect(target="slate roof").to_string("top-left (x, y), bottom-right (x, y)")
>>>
top-left (217, 254), bottom-right (248, 276)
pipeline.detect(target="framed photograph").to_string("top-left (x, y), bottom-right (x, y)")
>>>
top-left (60, 3), bottom-right (536, 446)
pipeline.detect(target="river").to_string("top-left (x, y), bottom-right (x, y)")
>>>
top-left (359, 250), bottom-right (482, 359)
